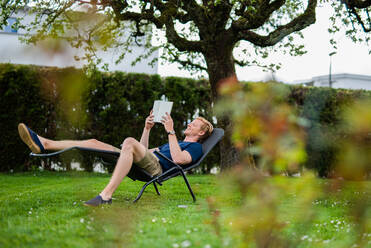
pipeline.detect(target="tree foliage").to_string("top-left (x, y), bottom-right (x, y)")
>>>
top-left (1, 1), bottom-right (319, 82)
top-left (329, 0), bottom-right (371, 53)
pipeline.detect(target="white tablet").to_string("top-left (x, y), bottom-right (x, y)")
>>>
top-left (153, 100), bottom-right (173, 123)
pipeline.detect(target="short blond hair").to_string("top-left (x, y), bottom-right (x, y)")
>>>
top-left (196, 117), bottom-right (214, 142)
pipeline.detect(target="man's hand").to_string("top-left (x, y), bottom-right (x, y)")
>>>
top-left (161, 112), bottom-right (174, 133)
top-left (145, 110), bottom-right (155, 130)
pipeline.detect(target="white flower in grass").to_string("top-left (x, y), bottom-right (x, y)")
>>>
top-left (223, 238), bottom-right (230, 246)
top-left (204, 244), bottom-right (211, 248)
top-left (73, 202), bottom-right (77, 205)
top-left (301, 235), bottom-right (308, 240)
top-left (186, 230), bottom-right (191, 234)
top-left (28, 211), bottom-right (32, 215)
top-left (181, 240), bottom-right (191, 247)
top-left (172, 243), bottom-right (179, 248)
top-left (139, 229), bottom-right (143, 233)
top-left (323, 240), bottom-right (330, 244)
top-left (152, 218), bottom-right (157, 223)
top-left (162, 218), bottom-right (167, 223)
top-left (331, 220), bottom-right (334, 224)
top-left (80, 218), bottom-right (84, 223)
top-left (193, 228), bottom-right (199, 231)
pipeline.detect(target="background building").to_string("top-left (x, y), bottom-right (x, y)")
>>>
top-left (294, 73), bottom-right (371, 91)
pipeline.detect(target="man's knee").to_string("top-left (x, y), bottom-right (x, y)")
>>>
top-left (89, 138), bottom-right (98, 143)
top-left (121, 137), bottom-right (137, 151)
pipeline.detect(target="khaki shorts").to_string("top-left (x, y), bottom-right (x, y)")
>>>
top-left (136, 151), bottom-right (163, 176)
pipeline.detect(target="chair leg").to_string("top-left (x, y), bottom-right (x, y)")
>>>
top-left (179, 170), bottom-right (196, 202)
top-left (153, 182), bottom-right (160, 195)
top-left (133, 181), bottom-right (153, 203)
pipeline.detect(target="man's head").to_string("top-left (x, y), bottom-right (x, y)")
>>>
top-left (184, 117), bottom-right (214, 143)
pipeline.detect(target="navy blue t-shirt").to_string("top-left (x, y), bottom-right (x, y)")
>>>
top-left (154, 142), bottom-right (203, 171)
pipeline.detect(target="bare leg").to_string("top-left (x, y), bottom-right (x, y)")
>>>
top-left (99, 137), bottom-right (147, 200)
top-left (38, 136), bottom-right (121, 153)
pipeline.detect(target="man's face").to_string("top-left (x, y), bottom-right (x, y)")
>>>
top-left (184, 119), bottom-right (204, 137)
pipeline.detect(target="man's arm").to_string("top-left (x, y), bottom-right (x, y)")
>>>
top-left (148, 148), bottom-right (159, 153)
top-left (140, 111), bottom-right (154, 149)
top-left (162, 113), bottom-right (192, 165)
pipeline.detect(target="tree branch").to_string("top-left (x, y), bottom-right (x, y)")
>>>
top-left (237, 0), bottom-right (317, 47)
top-left (180, 0), bottom-right (209, 34)
top-left (165, 45), bottom-right (207, 71)
top-left (232, 0), bottom-right (286, 30)
top-left (43, 1), bottom-right (75, 27)
top-left (343, 0), bottom-right (371, 8)
top-left (342, 0), bottom-right (371, 32)
top-left (176, 58), bottom-right (207, 71)
top-left (234, 58), bottom-right (278, 71)
top-left (164, 18), bottom-right (204, 52)
top-left (109, 0), bottom-right (164, 28)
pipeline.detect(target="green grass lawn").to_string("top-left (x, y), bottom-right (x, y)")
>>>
top-left (0, 172), bottom-right (370, 248)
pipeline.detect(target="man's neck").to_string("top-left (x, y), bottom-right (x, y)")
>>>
top-left (183, 136), bottom-right (199, 143)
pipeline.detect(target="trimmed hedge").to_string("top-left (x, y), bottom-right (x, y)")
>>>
top-left (0, 64), bottom-right (53, 171)
top-left (0, 64), bottom-right (216, 172)
top-left (1, 63), bottom-right (370, 176)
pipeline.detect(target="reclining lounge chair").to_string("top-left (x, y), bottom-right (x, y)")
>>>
top-left (30, 128), bottom-right (224, 203)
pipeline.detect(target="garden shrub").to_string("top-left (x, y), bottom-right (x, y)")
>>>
top-left (0, 64), bottom-right (52, 171)
top-left (0, 64), bottom-right (217, 172)
top-left (1, 63), bottom-right (370, 176)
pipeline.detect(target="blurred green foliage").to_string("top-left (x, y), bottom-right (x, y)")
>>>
top-left (217, 81), bottom-right (371, 177)
top-left (335, 99), bottom-right (371, 180)
top-left (217, 82), bottom-right (307, 175)
top-left (288, 86), bottom-right (371, 177)
top-left (212, 80), bottom-right (370, 248)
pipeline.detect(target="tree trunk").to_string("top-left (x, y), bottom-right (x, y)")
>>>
top-left (205, 47), bottom-right (240, 171)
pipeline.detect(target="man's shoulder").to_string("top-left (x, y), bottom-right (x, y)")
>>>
top-left (180, 142), bottom-right (202, 154)
top-left (179, 141), bottom-right (201, 147)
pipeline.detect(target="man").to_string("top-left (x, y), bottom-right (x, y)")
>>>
top-left (18, 111), bottom-right (213, 206)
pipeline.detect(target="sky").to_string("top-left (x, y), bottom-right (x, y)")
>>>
top-left (157, 4), bottom-right (371, 84)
